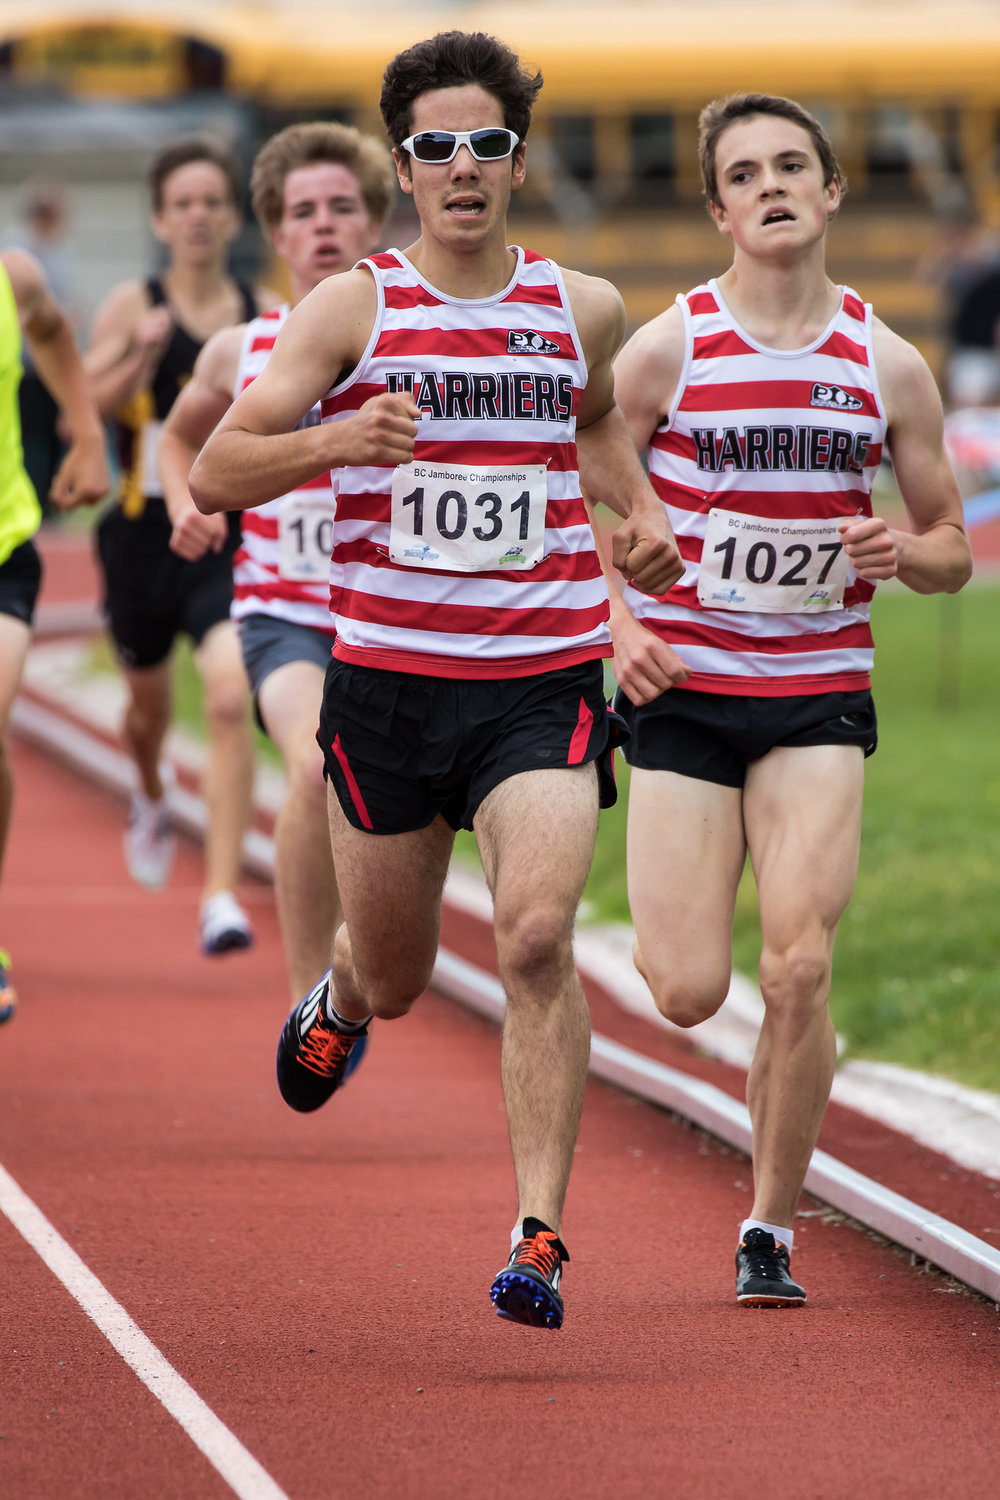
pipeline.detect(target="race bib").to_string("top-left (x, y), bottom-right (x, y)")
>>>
top-left (277, 495), bottom-right (335, 582)
top-left (389, 462), bottom-right (547, 573)
top-left (697, 509), bottom-right (850, 613)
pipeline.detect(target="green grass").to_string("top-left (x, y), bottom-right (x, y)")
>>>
top-left (457, 586), bottom-right (1000, 1092)
top-left (813, 584), bottom-right (1000, 1089)
top-left (110, 584), bottom-right (1000, 1091)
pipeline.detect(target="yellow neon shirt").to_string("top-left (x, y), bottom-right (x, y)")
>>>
top-left (0, 260), bottom-right (42, 566)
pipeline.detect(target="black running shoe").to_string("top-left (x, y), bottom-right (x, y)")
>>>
top-left (490, 1218), bottom-right (568, 1330)
top-left (735, 1227), bottom-right (806, 1307)
top-left (276, 971), bottom-right (368, 1113)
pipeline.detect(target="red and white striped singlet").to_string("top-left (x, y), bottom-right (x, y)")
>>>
top-left (319, 247), bottom-right (611, 678)
top-left (625, 280), bottom-right (888, 696)
top-left (231, 305), bottom-right (336, 635)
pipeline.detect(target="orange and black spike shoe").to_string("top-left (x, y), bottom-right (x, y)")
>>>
top-left (490, 1217), bottom-right (569, 1330)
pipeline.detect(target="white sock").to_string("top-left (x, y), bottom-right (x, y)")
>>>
top-left (741, 1217), bottom-right (794, 1252)
top-left (323, 988), bottom-right (371, 1033)
top-left (510, 1222), bottom-right (524, 1254)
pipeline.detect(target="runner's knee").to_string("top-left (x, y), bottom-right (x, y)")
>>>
top-left (635, 940), bottom-right (730, 1028)
top-left (344, 933), bottom-right (437, 1021)
top-left (494, 902), bottom-right (575, 994)
top-left (758, 943), bottom-right (831, 1020)
top-left (201, 671), bottom-right (249, 731)
top-left (361, 966), bottom-right (433, 1021)
top-left (283, 738), bottom-right (327, 811)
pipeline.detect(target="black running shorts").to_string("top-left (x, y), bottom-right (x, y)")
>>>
top-left (614, 685), bottom-right (877, 788)
top-left (320, 657), bottom-right (627, 834)
top-left (0, 538), bottom-right (42, 626)
top-left (96, 500), bottom-right (241, 669)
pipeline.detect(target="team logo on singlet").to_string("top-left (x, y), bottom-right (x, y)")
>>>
top-left (507, 330), bottom-right (561, 355)
top-left (810, 382), bottom-right (864, 412)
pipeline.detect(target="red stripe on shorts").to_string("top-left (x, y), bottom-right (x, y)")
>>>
top-left (331, 734), bottom-right (374, 831)
top-left (567, 697), bottom-right (594, 765)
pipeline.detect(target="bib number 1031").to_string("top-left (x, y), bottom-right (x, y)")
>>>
top-left (389, 462), bottom-right (547, 572)
top-left (697, 508), bottom-right (852, 613)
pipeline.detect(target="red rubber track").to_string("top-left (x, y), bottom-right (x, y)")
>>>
top-left (2, 736), bottom-right (998, 1500)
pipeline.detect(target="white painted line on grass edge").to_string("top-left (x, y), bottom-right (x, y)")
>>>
top-left (0, 1164), bottom-right (290, 1500)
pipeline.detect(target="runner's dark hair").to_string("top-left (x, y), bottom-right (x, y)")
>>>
top-left (380, 30), bottom-right (542, 151)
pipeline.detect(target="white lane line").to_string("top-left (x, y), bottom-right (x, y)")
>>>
top-left (0, 1164), bottom-right (290, 1500)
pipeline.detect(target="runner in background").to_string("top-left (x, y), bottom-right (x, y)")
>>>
top-left (0, 247), bottom-right (108, 1020)
top-left (189, 30), bottom-right (682, 1330)
top-left (607, 92), bottom-right (972, 1306)
top-left (159, 122), bottom-right (395, 1002)
top-left (86, 140), bottom-right (276, 955)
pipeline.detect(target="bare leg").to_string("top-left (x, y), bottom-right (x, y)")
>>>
top-left (0, 614), bottom-right (31, 883)
top-left (121, 658), bottom-right (173, 801)
top-left (625, 765), bottom-right (747, 1025)
top-left (258, 659), bottom-right (339, 1001)
top-left (475, 765), bottom-right (599, 1234)
top-left (194, 621), bottom-right (254, 901)
top-left (742, 744), bottom-right (864, 1227)
top-left (326, 787), bottom-right (455, 1023)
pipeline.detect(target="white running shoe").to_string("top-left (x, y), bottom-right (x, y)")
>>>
top-left (124, 768), bottom-right (176, 890)
top-left (199, 890), bottom-right (254, 956)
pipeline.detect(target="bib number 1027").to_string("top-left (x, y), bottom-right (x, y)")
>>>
top-left (697, 508), bottom-right (852, 613)
top-left (389, 462), bottom-right (547, 572)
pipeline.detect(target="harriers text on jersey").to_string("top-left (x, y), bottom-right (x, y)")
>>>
top-left (232, 305), bottom-right (336, 635)
top-left (624, 280), bottom-right (888, 696)
top-left (319, 248), bottom-right (611, 679)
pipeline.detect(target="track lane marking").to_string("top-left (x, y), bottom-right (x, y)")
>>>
top-left (0, 1164), bottom-right (290, 1500)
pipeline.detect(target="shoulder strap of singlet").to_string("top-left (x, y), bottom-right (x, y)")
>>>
top-left (236, 280), bottom-right (257, 321)
top-left (146, 276), bottom-right (255, 320)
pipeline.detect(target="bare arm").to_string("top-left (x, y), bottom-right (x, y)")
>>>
top-left (565, 270), bottom-right (683, 597)
top-left (583, 302), bottom-right (691, 701)
top-left (585, 499), bottom-right (690, 702)
top-left (613, 303), bottom-right (686, 453)
top-left (189, 269), bottom-right (420, 514)
top-left (845, 322), bottom-right (971, 594)
top-left (159, 325), bottom-right (243, 560)
top-left (85, 280), bottom-right (172, 419)
top-left (3, 249), bottom-right (108, 510)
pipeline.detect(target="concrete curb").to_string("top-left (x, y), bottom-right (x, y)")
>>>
top-left (12, 688), bottom-right (1000, 1306)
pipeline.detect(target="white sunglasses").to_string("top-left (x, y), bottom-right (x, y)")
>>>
top-left (399, 128), bottom-right (520, 164)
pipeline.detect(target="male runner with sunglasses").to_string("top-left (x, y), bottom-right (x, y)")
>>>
top-left (190, 29), bottom-right (682, 1330)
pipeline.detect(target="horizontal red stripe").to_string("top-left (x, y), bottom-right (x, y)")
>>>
top-left (334, 587), bottom-right (609, 640)
top-left (692, 330), bottom-right (757, 359)
top-left (238, 516), bottom-right (279, 540)
top-left (320, 382), bottom-right (386, 418)
top-left (332, 537), bottom-right (602, 584)
top-left (333, 638), bottom-right (609, 680)
top-left (641, 613), bottom-right (874, 654)
top-left (373, 327), bottom-right (577, 360)
top-left (816, 331), bottom-right (868, 364)
top-left (233, 579), bottom-right (332, 609)
top-left (678, 380), bottom-right (879, 416)
top-left (413, 438), bottom-right (579, 467)
top-left (680, 669), bottom-right (871, 697)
